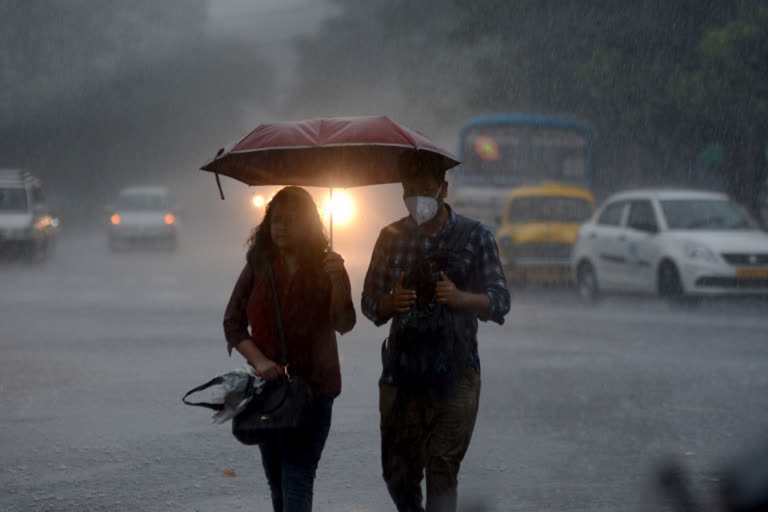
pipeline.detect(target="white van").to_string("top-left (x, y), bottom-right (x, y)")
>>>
top-left (0, 169), bottom-right (57, 262)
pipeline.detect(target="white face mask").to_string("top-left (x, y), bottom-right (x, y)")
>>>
top-left (404, 185), bottom-right (442, 226)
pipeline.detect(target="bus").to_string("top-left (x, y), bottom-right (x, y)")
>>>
top-left (451, 114), bottom-right (594, 230)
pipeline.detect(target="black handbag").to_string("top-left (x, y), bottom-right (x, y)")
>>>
top-left (231, 262), bottom-right (313, 446)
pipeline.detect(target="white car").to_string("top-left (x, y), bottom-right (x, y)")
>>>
top-left (107, 186), bottom-right (178, 251)
top-left (571, 189), bottom-right (768, 304)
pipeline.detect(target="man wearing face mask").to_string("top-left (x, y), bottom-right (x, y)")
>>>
top-left (362, 152), bottom-right (510, 512)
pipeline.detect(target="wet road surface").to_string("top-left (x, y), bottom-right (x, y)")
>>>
top-left (2, 230), bottom-right (767, 511)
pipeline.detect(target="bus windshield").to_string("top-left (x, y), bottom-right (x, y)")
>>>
top-left (459, 123), bottom-right (589, 186)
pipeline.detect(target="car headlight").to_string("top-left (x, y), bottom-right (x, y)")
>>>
top-left (33, 217), bottom-right (52, 230)
top-left (683, 242), bottom-right (718, 263)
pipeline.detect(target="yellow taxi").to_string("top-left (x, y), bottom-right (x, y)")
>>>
top-left (495, 182), bottom-right (595, 284)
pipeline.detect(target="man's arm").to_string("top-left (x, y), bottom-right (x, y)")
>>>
top-left (362, 229), bottom-right (398, 326)
top-left (475, 228), bottom-right (511, 324)
top-left (434, 228), bottom-right (510, 322)
top-left (435, 271), bottom-right (490, 315)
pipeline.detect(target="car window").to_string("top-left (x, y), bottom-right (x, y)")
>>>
top-left (660, 199), bottom-right (758, 230)
top-left (0, 187), bottom-right (28, 212)
top-left (506, 196), bottom-right (593, 223)
top-left (627, 200), bottom-right (658, 232)
top-left (116, 193), bottom-right (168, 211)
top-left (596, 201), bottom-right (625, 226)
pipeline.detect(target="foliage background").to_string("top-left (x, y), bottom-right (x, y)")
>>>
top-left (284, 0), bottom-right (768, 210)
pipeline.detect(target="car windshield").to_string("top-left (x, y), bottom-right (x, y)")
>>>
top-left (660, 199), bottom-right (757, 230)
top-left (116, 193), bottom-right (168, 211)
top-left (507, 196), bottom-right (592, 223)
top-left (0, 187), bottom-right (28, 212)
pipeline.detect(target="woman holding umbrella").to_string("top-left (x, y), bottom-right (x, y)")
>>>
top-left (223, 186), bottom-right (356, 512)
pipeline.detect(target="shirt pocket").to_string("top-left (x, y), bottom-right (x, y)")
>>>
top-left (428, 248), bottom-right (474, 286)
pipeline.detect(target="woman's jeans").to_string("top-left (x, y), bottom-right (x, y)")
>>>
top-left (258, 396), bottom-right (334, 512)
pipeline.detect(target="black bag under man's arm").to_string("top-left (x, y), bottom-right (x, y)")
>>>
top-left (383, 217), bottom-right (480, 396)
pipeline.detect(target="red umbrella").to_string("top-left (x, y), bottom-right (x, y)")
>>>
top-left (201, 115), bottom-right (458, 189)
top-left (200, 115), bottom-right (459, 245)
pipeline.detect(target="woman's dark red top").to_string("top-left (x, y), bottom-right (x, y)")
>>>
top-left (223, 255), bottom-right (353, 397)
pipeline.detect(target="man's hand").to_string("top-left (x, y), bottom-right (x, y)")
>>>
top-left (435, 271), bottom-right (463, 308)
top-left (323, 251), bottom-right (347, 283)
top-left (378, 271), bottom-right (417, 317)
top-left (391, 271), bottom-right (417, 312)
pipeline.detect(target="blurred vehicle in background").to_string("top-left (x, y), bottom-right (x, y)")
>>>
top-left (571, 189), bottom-right (768, 305)
top-left (107, 186), bottom-right (178, 251)
top-left (451, 114), bottom-right (593, 231)
top-left (0, 169), bottom-right (58, 262)
top-left (758, 179), bottom-right (768, 230)
top-left (496, 182), bottom-right (595, 284)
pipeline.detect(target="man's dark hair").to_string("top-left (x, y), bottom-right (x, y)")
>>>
top-left (398, 150), bottom-right (447, 183)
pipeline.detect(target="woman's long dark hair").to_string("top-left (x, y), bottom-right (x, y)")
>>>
top-left (245, 186), bottom-right (328, 270)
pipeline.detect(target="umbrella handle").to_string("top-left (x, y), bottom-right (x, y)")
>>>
top-left (329, 187), bottom-right (333, 251)
top-left (215, 173), bottom-right (225, 200)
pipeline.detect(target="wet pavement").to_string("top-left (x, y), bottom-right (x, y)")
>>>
top-left (2, 229), bottom-right (767, 511)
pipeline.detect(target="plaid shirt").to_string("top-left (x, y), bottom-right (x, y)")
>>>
top-left (361, 205), bottom-right (510, 376)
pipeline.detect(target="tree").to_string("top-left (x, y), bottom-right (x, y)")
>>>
top-left (286, 1), bottom-right (768, 204)
top-left (676, 0), bottom-right (768, 211)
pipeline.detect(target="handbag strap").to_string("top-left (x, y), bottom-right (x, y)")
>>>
top-left (266, 261), bottom-right (289, 368)
top-left (181, 376), bottom-right (226, 410)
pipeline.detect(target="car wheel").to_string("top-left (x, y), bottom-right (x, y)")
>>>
top-left (658, 260), bottom-right (699, 309)
top-left (576, 261), bottom-right (600, 304)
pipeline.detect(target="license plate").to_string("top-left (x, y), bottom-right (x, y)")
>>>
top-left (736, 267), bottom-right (768, 279)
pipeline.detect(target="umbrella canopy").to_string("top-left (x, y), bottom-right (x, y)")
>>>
top-left (200, 115), bottom-right (460, 189)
